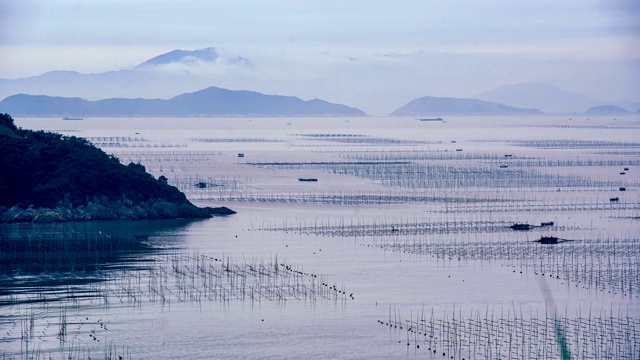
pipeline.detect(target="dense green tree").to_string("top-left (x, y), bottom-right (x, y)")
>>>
top-left (0, 113), bottom-right (193, 210)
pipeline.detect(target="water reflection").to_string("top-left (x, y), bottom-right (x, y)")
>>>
top-left (0, 219), bottom-right (203, 305)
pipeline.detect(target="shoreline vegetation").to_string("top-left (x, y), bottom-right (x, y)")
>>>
top-left (0, 113), bottom-right (232, 223)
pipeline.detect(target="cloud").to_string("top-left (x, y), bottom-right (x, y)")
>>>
top-left (0, 0), bottom-right (638, 111)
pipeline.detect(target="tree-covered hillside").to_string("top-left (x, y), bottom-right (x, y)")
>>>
top-left (0, 113), bottom-right (210, 222)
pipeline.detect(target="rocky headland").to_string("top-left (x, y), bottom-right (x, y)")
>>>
top-left (0, 113), bottom-right (229, 223)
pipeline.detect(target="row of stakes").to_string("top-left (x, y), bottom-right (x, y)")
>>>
top-left (378, 305), bottom-right (639, 359)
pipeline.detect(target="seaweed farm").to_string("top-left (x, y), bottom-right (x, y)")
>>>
top-left (3, 115), bottom-right (639, 359)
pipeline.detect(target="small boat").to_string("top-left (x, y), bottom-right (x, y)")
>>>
top-left (63, 117), bottom-right (83, 120)
top-left (499, 165), bottom-right (508, 168)
top-left (298, 178), bottom-right (318, 182)
top-left (237, 153), bottom-right (245, 158)
top-left (419, 117), bottom-right (444, 122)
top-left (610, 197), bottom-right (619, 202)
top-left (540, 221), bottom-right (554, 227)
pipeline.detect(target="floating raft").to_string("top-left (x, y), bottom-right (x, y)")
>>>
top-left (533, 236), bottom-right (571, 245)
top-left (510, 222), bottom-right (554, 230)
top-left (510, 223), bottom-right (533, 231)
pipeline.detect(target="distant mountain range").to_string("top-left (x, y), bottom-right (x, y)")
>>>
top-left (135, 47), bottom-right (252, 69)
top-left (475, 82), bottom-right (640, 113)
top-left (1, 47), bottom-right (637, 115)
top-left (476, 82), bottom-right (600, 112)
top-left (0, 47), bottom-right (254, 101)
top-left (391, 96), bottom-right (543, 116)
top-left (0, 86), bottom-right (366, 117)
top-left (585, 105), bottom-right (637, 115)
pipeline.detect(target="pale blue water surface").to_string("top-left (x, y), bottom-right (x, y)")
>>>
top-left (1, 116), bottom-right (639, 359)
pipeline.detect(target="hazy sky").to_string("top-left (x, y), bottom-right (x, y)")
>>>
top-left (1, 0), bottom-right (639, 113)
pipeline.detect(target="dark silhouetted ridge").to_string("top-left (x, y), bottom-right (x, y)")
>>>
top-left (0, 113), bottom-right (215, 222)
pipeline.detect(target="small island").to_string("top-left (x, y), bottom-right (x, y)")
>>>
top-left (0, 113), bottom-right (227, 222)
top-left (584, 104), bottom-right (629, 115)
top-left (391, 96), bottom-right (543, 116)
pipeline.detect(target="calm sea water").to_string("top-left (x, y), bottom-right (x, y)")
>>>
top-left (1, 116), bottom-right (639, 359)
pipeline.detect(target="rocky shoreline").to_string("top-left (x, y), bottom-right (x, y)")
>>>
top-left (0, 197), bottom-right (217, 223)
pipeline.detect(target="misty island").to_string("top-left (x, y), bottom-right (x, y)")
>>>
top-left (0, 113), bottom-right (232, 223)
